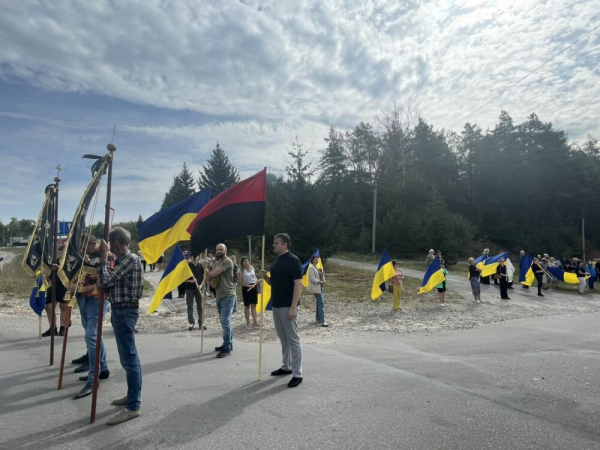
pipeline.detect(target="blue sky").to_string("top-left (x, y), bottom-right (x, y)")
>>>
top-left (1, 0), bottom-right (599, 224)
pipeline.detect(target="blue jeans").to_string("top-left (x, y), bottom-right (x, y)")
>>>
top-left (314, 293), bottom-right (325, 323)
top-left (111, 308), bottom-right (142, 411)
top-left (81, 296), bottom-right (109, 382)
top-left (216, 295), bottom-right (235, 349)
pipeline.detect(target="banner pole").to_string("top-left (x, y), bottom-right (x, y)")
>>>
top-left (57, 302), bottom-right (72, 389)
top-left (38, 316), bottom-right (42, 339)
top-left (258, 234), bottom-right (266, 380)
top-left (50, 171), bottom-right (61, 365)
top-left (200, 248), bottom-right (207, 353)
top-left (90, 144), bottom-right (116, 424)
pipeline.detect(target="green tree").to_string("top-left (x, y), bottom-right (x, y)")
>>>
top-left (318, 127), bottom-right (347, 184)
top-left (197, 143), bottom-right (240, 197)
top-left (161, 162), bottom-right (197, 210)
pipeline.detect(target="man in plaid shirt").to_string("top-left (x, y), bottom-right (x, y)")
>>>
top-left (98, 227), bottom-right (143, 425)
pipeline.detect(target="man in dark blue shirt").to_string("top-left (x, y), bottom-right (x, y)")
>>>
top-left (260, 233), bottom-right (303, 388)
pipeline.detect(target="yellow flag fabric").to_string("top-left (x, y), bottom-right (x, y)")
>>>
top-left (148, 246), bottom-right (193, 314)
top-left (256, 274), bottom-right (271, 313)
top-left (371, 250), bottom-right (396, 300)
top-left (418, 258), bottom-right (446, 294)
top-left (521, 267), bottom-right (535, 286)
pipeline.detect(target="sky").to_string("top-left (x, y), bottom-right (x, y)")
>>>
top-left (1, 0), bottom-right (599, 225)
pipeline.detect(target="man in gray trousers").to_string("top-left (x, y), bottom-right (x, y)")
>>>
top-left (260, 233), bottom-right (303, 388)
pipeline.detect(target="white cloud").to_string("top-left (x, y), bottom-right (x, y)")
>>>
top-left (0, 0), bottom-right (599, 222)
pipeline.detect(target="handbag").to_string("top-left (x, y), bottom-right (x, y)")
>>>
top-left (387, 283), bottom-right (394, 293)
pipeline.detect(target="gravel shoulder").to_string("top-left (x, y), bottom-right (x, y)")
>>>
top-left (2, 256), bottom-right (599, 345)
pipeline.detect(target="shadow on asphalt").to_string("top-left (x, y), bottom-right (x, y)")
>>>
top-left (100, 376), bottom-right (285, 449)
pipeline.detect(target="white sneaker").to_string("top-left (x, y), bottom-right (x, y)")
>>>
top-left (476, 300), bottom-right (481, 303)
top-left (441, 303), bottom-right (447, 307)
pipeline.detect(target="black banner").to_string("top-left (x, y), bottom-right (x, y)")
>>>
top-left (22, 184), bottom-right (58, 276)
top-left (57, 156), bottom-right (108, 287)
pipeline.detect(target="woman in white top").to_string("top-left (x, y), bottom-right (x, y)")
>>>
top-left (237, 257), bottom-right (259, 329)
top-left (308, 256), bottom-right (329, 327)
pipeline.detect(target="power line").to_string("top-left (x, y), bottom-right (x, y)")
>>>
top-left (449, 22), bottom-right (600, 130)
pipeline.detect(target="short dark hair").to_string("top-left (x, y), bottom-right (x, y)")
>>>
top-left (274, 233), bottom-right (291, 248)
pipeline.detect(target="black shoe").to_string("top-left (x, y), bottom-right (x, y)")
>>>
top-left (73, 382), bottom-right (94, 399)
top-left (41, 328), bottom-right (58, 337)
top-left (72, 353), bottom-right (89, 365)
top-left (215, 343), bottom-right (233, 352)
top-left (74, 364), bottom-right (89, 373)
top-left (199, 323), bottom-right (207, 330)
top-left (78, 370), bottom-right (109, 382)
top-left (288, 377), bottom-right (303, 388)
top-left (189, 325), bottom-right (194, 331)
top-left (538, 293), bottom-right (544, 297)
top-left (271, 368), bottom-right (293, 376)
top-left (216, 347), bottom-right (231, 358)
top-left (58, 326), bottom-right (65, 336)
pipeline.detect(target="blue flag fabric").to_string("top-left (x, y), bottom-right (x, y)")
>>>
top-left (29, 274), bottom-right (46, 316)
top-left (371, 250), bottom-right (396, 300)
top-left (301, 249), bottom-right (322, 288)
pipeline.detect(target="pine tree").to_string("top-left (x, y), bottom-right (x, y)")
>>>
top-left (285, 137), bottom-right (314, 190)
top-left (318, 127), bottom-right (347, 183)
top-left (161, 162), bottom-right (197, 210)
top-left (197, 143), bottom-right (240, 197)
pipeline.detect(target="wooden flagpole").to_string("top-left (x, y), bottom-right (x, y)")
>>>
top-left (90, 143), bottom-right (116, 424)
top-left (38, 316), bottom-right (42, 339)
top-left (257, 234), bottom-right (266, 380)
top-left (49, 167), bottom-right (61, 365)
top-left (200, 248), bottom-right (207, 353)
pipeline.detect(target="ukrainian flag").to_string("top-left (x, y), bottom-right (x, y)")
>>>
top-left (29, 273), bottom-right (46, 316)
top-left (479, 252), bottom-right (509, 278)
top-left (302, 250), bottom-right (323, 288)
top-left (519, 254), bottom-right (535, 286)
top-left (371, 250), bottom-right (396, 300)
top-left (419, 258), bottom-right (446, 294)
top-left (256, 273), bottom-right (272, 313)
top-left (138, 189), bottom-right (211, 265)
top-left (546, 267), bottom-right (588, 284)
top-left (148, 245), bottom-right (194, 314)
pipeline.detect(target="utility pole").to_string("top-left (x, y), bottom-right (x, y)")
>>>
top-left (582, 211), bottom-right (586, 263)
top-left (371, 185), bottom-right (377, 254)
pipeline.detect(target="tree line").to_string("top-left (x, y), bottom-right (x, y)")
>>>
top-left (160, 106), bottom-right (599, 264)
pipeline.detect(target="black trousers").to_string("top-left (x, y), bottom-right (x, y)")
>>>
top-left (500, 279), bottom-right (509, 298)
top-left (535, 275), bottom-right (543, 294)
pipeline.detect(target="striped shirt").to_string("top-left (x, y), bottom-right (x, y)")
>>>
top-left (98, 251), bottom-right (143, 309)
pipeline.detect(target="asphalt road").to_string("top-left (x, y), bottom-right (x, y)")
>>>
top-left (1, 309), bottom-right (600, 449)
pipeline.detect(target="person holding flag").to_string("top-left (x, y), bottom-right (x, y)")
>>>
top-left (436, 263), bottom-right (450, 307)
top-left (98, 227), bottom-right (143, 425)
top-left (307, 255), bottom-right (328, 326)
top-left (390, 260), bottom-right (404, 311)
top-left (259, 233), bottom-right (304, 388)
top-left (370, 250), bottom-right (397, 301)
top-left (418, 257), bottom-right (447, 303)
top-left (531, 257), bottom-right (545, 297)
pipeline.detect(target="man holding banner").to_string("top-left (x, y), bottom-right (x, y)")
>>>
top-left (98, 227), bottom-right (143, 425)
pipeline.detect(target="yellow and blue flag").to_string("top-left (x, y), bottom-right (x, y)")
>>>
top-left (547, 267), bottom-right (589, 284)
top-left (519, 254), bottom-right (535, 286)
top-left (148, 245), bottom-right (194, 314)
top-left (29, 273), bottom-right (46, 316)
top-left (138, 189), bottom-right (210, 265)
top-left (371, 250), bottom-right (396, 300)
top-left (479, 252), bottom-right (508, 278)
top-left (419, 258), bottom-right (446, 294)
top-left (302, 250), bottom-right (323, 288)
top-left (256, 273), bottom-right (272, 313)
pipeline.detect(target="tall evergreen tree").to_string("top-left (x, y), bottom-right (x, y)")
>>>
top-left (285, 137), bottom-right (314, 189)
top-left (318, 127), bottom-right (347, 184)
top-left (161, 162), bottom-right (197, 210)
top-left (197, 143), bottom-right (240, 197)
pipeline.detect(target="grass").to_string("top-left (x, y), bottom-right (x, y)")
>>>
top-left (321, 262), bottom-right (450, 304)
top-left (0, 248), bottom-right (34, 299)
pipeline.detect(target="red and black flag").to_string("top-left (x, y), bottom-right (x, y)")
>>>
top-left (188, 169), bottom-right (266, 255)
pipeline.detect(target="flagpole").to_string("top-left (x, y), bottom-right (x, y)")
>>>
top-left (90, 143), bottom-right (116, 424)
top-left (38, 316), bottom-right (42, 339)
top-left (200, 248), bottom-right (207, 353)
top-left (258, 234), bottom-right (265, 380)
top-left (49, 169), bottom-right (61, 365)
top-left (57, 295), bottom-right (72, 390)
